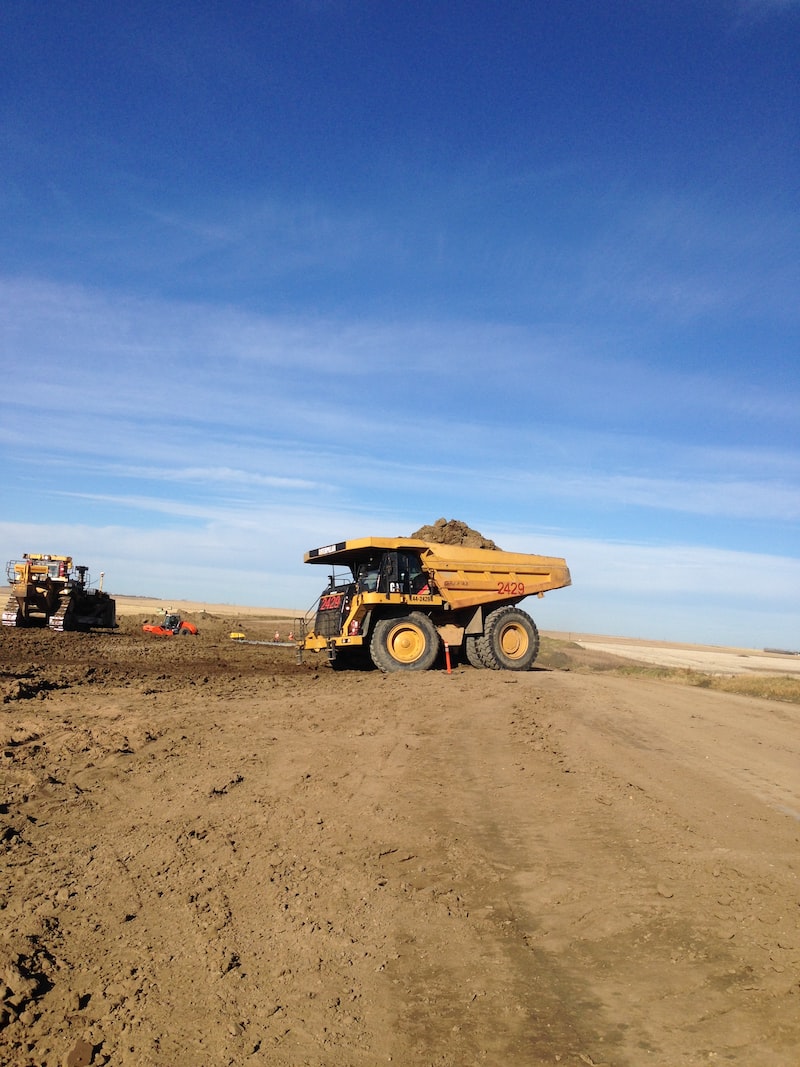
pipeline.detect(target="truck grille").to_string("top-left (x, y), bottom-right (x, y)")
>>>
top-left (313, 585), bottom-right (352, 639)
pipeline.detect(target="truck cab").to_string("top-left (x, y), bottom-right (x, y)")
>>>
top-left (355, 551), bottom-right (430, 596)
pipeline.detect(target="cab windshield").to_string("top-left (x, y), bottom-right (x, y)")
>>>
top-left (354, 551), bottom-right (429, 595)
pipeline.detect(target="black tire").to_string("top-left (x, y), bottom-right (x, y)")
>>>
top-left (476, 606), bottom-right (539, 671)
top-left (464, 634), bottom-right (488, 669)
top-left (370, 612), bottom-right (440, 673)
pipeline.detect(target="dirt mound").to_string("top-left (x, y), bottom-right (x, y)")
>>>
top-left (410, 517), bottom-right (500, 550)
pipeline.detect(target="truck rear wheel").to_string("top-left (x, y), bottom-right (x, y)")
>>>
top-left (477, 606), bottom-right (539, 671)
top-left (464, 635), bottom-right (488, 669)
top-left (370, 613), bottom-right (440, 672)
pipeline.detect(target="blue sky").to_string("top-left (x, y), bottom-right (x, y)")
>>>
top-left (2, 1), bottom-right (798, 647)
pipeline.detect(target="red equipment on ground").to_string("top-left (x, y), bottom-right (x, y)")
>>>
top-left (142, 612), bottom-right (199, 637)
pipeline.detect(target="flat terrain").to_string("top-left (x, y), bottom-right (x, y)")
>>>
top-left (2, 604), bottom-right (799, 1066)
top-left (569, 635), bottom-right (800, 676)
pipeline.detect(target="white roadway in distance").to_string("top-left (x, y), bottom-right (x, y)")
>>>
top-left (574, 641), bottom-right (800, 676)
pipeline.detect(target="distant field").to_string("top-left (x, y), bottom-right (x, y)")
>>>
top-left (569, 636), bottom-right (800, 677)
top-left (0, 586), bottom-right (302, 620)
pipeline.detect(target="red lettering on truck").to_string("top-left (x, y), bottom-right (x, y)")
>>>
top-left (497, 581), bottom-right (525, 596)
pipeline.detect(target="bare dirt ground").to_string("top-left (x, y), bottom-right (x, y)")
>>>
top-left (2, 602), bottom-right (799, 1066)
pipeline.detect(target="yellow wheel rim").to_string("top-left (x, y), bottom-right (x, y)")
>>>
top-left (499, 622), bottom-right (528, 660)
top-left (386, 621), bottom-right (426, 664)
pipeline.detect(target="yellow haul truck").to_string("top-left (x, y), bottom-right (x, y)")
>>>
top-left (298, 537), bottom-right (570, 672)
top-left (3, 553), bottom-right (116, 632)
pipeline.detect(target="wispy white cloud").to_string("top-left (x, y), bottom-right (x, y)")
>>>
top-left (577, 192), bottom-right (800, 323)
top-left (4, 276), bottom-right (796, 441)
top-left (524, 472), bottom-right (800, 523)
top-left (105, 191), bottom-right (391, 286)
top-left (56, 492), bottom-right (264, 525)
top-left (9, 423), bottom-right (798, 530)
top-left (118, 466), bottom-right (319, 491)
top-left (542, 536), bottom-right (800, 604)
top-left (734, 0), bottom-right (800, 23)
top-left (3, 272), bottom-right (798, 537)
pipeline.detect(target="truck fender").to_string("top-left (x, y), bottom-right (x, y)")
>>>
top-left (463, 605), bottom-right (485, 636)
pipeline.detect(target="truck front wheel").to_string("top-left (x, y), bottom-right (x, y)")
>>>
top-left (477, 606), bottom-right (540, 671)
top-left (370, 613), bottom-right (440, 672)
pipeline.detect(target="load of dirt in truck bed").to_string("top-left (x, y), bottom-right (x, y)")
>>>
top-left (409, 517), bottom-right (500, 550)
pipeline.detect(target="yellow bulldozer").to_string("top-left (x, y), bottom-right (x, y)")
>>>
top-left (3, 553), bottom-right (117, 632)
top-left (297, 536), bottom-right (570, 672)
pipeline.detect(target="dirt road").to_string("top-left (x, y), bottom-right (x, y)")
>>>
top-left (574, 637), bottom-right (800, 676)
top-left (2, 614), bottom-right (799, 1066)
